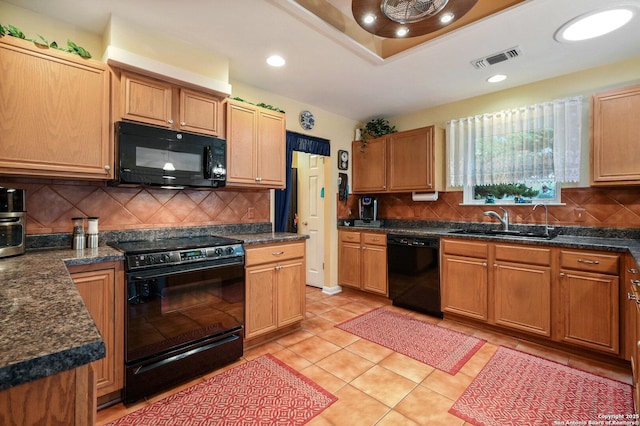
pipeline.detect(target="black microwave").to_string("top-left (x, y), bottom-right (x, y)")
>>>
top-left (114, 121), bottom-right (226, 189)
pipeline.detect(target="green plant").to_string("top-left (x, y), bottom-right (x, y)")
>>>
top-left (474, 183), bottom-right (540, 200)
top-left (0, 24), bottom-right (92, 58)
top-left (358, 118), bottom-right (397, 151)
top-left (231, 97), bottom-right (285, 113)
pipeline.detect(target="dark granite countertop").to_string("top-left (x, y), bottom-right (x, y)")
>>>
top-left (0, 246), bottom-right (124, 391)
top-left (0, 227), bottom-right (304, 391)
top-left (231, 232), bottom-right (309, 245)
top-left (338, 223), bottom-right (640, 266)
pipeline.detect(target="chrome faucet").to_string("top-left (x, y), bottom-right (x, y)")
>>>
top-left (484, 207), bottom-right (509, 231)
top-left (533, 203), bottom-right (551, 237)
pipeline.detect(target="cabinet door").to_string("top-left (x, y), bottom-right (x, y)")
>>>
top-left (339, 242), bottom-right (362, 289)
top-left (591, 84), bottom-right (640, 185)
top-left (256, 109), bottom-right (286, 187)
top-left (352, 138), bottom-right (387, 193)
top-left (276, 259), bottom-right (306, 327)
top-left (70, 263), bottom-right (124, 398)
top-left (227, 100), bottom-right (258, 185)
top-left (559, 270), bottom-right (619, 354)
top-left (494, 262), bottom-right (551, 336)
top-left (121, 71), bottom-right (173, 128)
top-left (362, 244), bottom-right (388, 295)
top-left (0, 37), bottom-right (111, 180)
top-left (245, 265), bottom-right (277, 339)
top-left (387, 127), bottom-right (434, 192)
top-left (442, 254), bottom-right (488, 321)
top-left (179, 88), bottom-right (223, 137)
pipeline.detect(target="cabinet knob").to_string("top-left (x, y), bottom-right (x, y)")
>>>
top-left (255, 177), bottom-right (263, 182)
top-left (168, 119), bottom-right (174, 124)
top-left (559, 272), bottom-right (565, 277)
top-left (578, 258), bottom-right (599, 265)
top-left (631, 280), bottom-right (640, 287)
top-left (482, 262), bottom-right (487, 267)
top-left (275, 265), bottom-right (283, 271)
top-left (629, 268), bottom-right (639, 274)
top-left (628, 292), bottom-right (637, 301)
top-left (104, 165), bottom-right (111, 171)
top-left (180, 121), bottom-right (186, 126)
top-left (493, 263), bottom-right (497, 268)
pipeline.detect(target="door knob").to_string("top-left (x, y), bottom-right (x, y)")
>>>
top-left (302, 221), bottom-right (308, 226)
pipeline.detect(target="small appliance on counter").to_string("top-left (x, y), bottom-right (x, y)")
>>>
top-left (354, 196), bottom-right (383, 228)
top-left (0, 187), bottom-right (26, 258)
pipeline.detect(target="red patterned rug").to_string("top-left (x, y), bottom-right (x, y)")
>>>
top-left (105, 354), bottom-right (337, 426)
top-left (450, 346), bottom-right (634, 426)
top-left (336, 308), bottom-right (485, 374)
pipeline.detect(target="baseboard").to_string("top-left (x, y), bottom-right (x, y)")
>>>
top-left (322, 285), bottom-right (342, 295)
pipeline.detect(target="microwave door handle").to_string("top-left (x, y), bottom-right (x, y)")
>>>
top-left (203, 146), bottom-right (213, 179)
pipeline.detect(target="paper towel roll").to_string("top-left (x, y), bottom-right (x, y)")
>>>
top-left (411, 192), bottom-right (439, 202)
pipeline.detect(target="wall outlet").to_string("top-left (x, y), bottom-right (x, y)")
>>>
top-left (247, 207), bottom-right (254, 219)
top-left (574, 208), bottom-right (586, 222)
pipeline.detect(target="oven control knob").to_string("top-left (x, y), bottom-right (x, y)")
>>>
top-left (214, 248), bottom-right (223, 256)
top-left (226, 247), bottom-right (235, 255)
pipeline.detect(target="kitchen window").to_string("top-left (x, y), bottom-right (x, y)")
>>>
top-left (447, 96), bottom-right (582, 205)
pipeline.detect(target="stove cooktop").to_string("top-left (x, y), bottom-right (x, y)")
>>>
top-left (110, 236), bottom-right (245, 271)
top-left (110, 235), bottom-right (243, 254)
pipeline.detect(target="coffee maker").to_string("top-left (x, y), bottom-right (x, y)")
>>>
top-left (355, 196), bottom-right (383, 227)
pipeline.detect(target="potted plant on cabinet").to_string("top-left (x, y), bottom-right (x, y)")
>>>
top-left (358, 118), bottom-right (397, 151)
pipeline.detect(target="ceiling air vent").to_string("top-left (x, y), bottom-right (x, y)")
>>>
top-left (471, 46), bottom-right (522, 69)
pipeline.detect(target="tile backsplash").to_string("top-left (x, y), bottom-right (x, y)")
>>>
top-left (338, 187), bottom-right (640, 229)
top-left (1, 179), bottom-right (270, 235)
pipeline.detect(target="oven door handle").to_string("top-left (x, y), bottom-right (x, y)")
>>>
top-left (129, 258), bottom-right (244, 281)
top-left (133, 334), bottom-right (240, 375)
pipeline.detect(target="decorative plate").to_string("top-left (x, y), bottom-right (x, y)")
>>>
top-left (300, 110), bottom-right (315, 130)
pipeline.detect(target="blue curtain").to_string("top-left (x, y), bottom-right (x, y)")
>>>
top-left (275, 131), bottom-right (330, 232)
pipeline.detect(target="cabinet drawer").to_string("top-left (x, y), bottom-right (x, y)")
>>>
top-left (560, 250), bottom-right (619, 275)
top-left (495, 244), bottom-right (551, 266)
top-left (442, 239), bottom-right (488, 258)
top-left (340, 231), bottom-right (361, 243)
top-left (246, 242), bottom-right (305, 266)
top-left (363, 233), bottom-right (386, 246)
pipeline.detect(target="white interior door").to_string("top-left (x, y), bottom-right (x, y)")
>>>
top-left (297, 152), bottom-right (325, 288)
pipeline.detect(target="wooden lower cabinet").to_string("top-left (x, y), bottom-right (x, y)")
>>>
top-left (338, 230), bottom-right (387, 295)
top-left (441, 239), bottom-right (489, 321)
top-left (558, 249), bottom-right (620, 354)
top-left (493, 244), bottom-right (551, 337)
top-left (245, 242), bottom-right (306, 341)
top-left (0, 363), bottom-right (95, 426)
top-left (68, 261), bottom-right (125, 399)
top-left (442, 239), bottom-right (622, 356)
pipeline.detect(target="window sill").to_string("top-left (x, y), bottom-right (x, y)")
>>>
top-left (460, 202), bottom-right (566, 207)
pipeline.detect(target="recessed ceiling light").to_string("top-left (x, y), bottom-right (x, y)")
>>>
top-left (487, 74), bottom-right (507, 83)
top-left (266, 55), bottom-right (286, 67)
top-left (555, 8), bottom-right (634, 42)
top-left (363, 14), bottom-right (376, 24)
top-left (440, 12), bottom-right (455, 24)
top-left (396, 27), bottom-right (409, 37)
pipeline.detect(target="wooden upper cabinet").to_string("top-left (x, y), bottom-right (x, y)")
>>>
top-left (0, 36), bottom-right (111, 180)
top-left (179, 88), bottom-right (223, 136)
top-left (591, 84), bottom-right (640, 185)
top-left (226, 98), bottom-right (285, 188)
top-left (388, 126), bottom-right (443, 192)
top-left (119, 70), bottom-right (224, 137)
top-left (352, 138), bottom-right (387, 192)
top-left (352, 125), bottom-right (444, 194)
top-left (121, 71), bottom-right (173, 128)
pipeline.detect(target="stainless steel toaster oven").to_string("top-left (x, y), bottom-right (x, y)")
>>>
top-left (0, 188), bottom-right (26, 258)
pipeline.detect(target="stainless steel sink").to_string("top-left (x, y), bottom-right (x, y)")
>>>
top-left (448, 229), bottom-right (556, 240)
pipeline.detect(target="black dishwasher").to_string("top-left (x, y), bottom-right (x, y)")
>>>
top-left (387, 234), bottom-right (442, 318)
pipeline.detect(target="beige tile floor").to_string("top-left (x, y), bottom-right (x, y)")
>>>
top-left (97, 286), bottom-right (633, 426)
